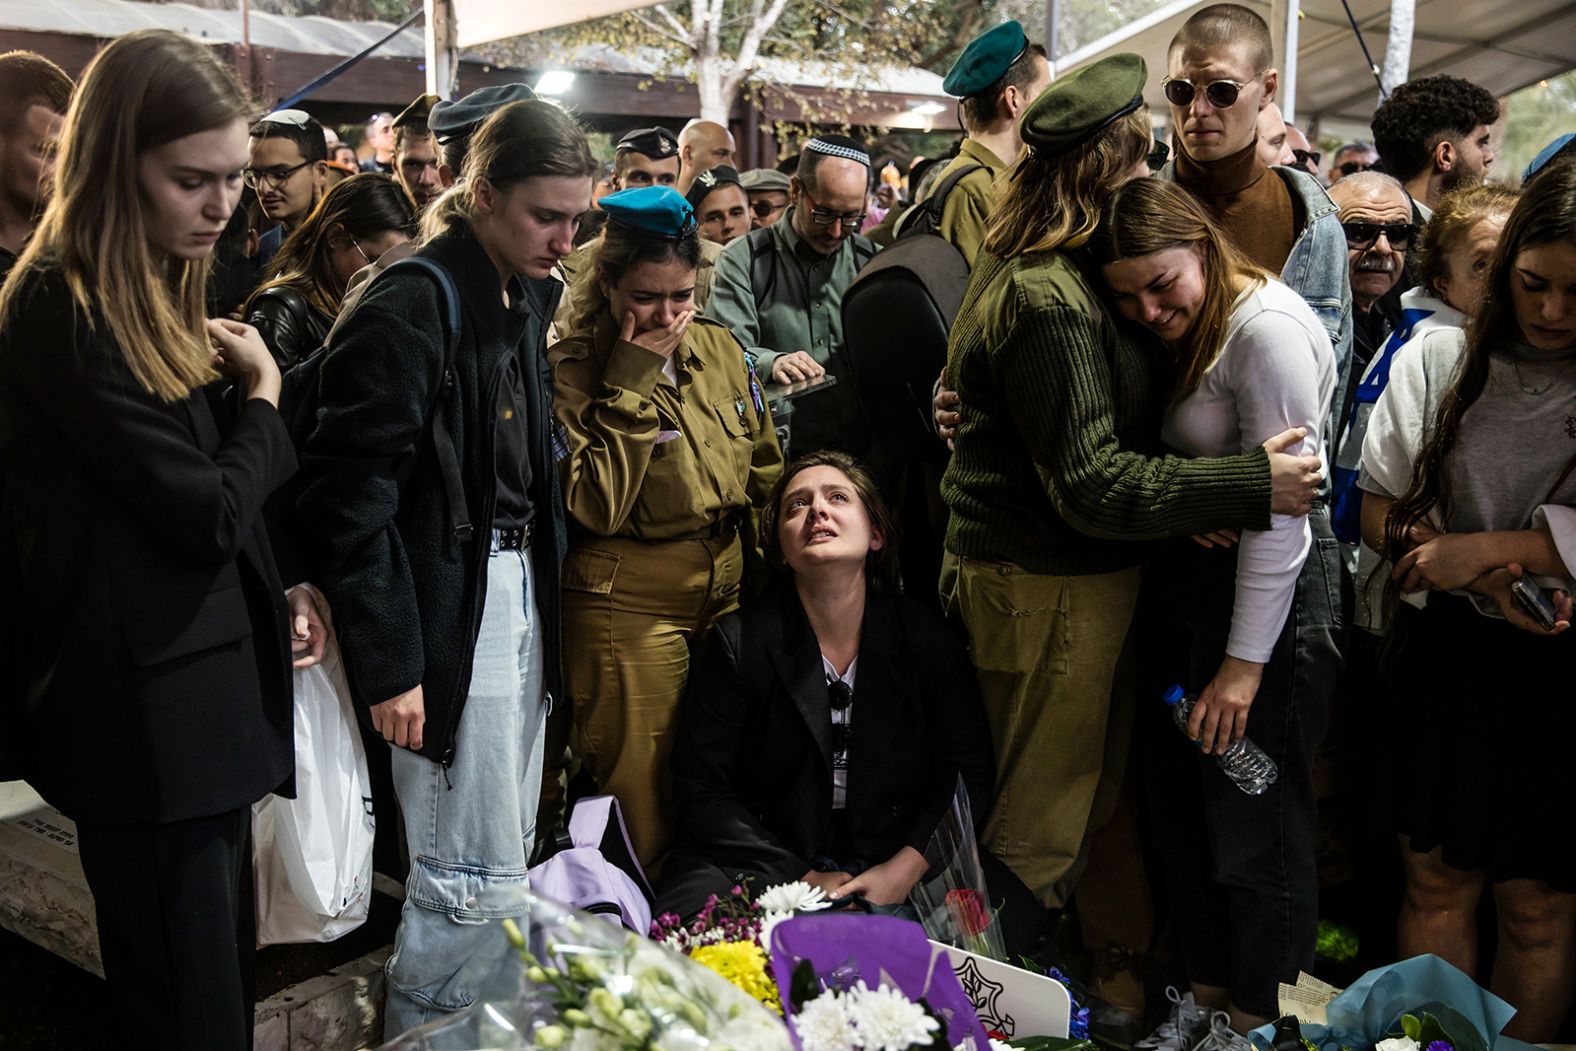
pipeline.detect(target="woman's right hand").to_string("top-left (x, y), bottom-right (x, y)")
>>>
top-left (621, 308), bottom-right (692, 360)
top-left (207, 318), bottom-right (282, 406)
top-left (1263, 427), bottom-right (1321, 516)
top-left (932, 369), bottom-right (961, 448)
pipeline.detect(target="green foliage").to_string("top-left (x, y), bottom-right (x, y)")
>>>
top-left (1497, 72), bottom-right (1576, 185)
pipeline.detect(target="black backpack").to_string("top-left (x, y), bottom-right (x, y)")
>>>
top-left (839, 164), bottom-right (983, 460)
top-left (273, 256), bottom-right (472, 581)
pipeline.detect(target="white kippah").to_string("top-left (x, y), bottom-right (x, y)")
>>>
top-left (805, 137), bottom-right (871, 168)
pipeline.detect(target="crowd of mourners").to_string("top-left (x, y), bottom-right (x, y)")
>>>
top-left (1, 5), bottom-right (1575, 1048)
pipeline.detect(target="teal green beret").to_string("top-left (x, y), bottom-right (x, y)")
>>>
top-left (1020, 53), bottom-right (1147, 158)
top-left (600, 186), bottom-right (697, 240)
top-left (943, 21), bottom-right (1030, 99)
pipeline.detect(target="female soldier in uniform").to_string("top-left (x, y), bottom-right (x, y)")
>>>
top-left (552, 186), bottom-right (783, 867)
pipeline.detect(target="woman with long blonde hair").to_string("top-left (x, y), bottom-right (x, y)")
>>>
top-left (0, 29), bottom-right (322, 1048)
top-left (1090, 175), bottom-right (1339, 1040)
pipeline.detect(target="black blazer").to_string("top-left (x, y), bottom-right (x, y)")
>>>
top-left (0, 268), bottom-right (297, 824)
top-left (658, 583), bottom-right (994, 917)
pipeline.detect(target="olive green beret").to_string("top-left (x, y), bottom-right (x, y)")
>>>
top-left (943, 21), bottom-right (1030, 99)
top-left (1020, 53), bottom-right (1147, 158)
top-left (393, 93), bottom-right (440, 130)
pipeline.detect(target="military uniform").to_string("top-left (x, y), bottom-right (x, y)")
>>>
top-left (551, 305), bottom-right (783, 866)
top-left (933, 138), bottom-right (1009, 268)
top-left (556, 236), bottom-right (722, 333)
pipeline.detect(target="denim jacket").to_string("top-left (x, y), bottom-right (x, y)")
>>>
top-left (1161, 162), bottom-right (1353, 450)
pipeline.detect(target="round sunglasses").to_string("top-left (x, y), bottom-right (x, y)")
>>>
top-left (1161, 74), bottom-right (1260, 109)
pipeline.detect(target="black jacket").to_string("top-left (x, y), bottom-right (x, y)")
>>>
top-left (0, 267), bottom-right (296, 823)
top-left (247, 285), bottom-right (332, 369)
top-left (296, 222), bottom-right (566, 765)
top-left (658, 583), bottom-right (995, 917)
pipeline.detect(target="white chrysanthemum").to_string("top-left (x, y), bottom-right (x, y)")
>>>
top-left (757, 881), bottom-right (833, 914)
top-left (845, 982), bottom-right (940, 1051)
top-left (793, 992), bottom-right (856, 1051)
top-left (758, 909), bottom-right (793, 949)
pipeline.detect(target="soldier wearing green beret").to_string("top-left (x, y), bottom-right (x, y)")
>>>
top-left (941, 53), bottom-right (1316, 959)
top-left (550, 187), bottom-right (783, 866)
top-left (916, 20), bottom-right (1051, 268)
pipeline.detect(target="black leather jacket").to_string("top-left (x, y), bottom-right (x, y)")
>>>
top-left (248, 285), bottom-right (332, 369)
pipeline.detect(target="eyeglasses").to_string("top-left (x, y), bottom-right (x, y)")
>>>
top-left (257, 108), bottom-right (313, 128)
top-left (799, 187), bottom-right (864, 230)
top-left (243, 159), bottom-right (313, 189)
top-left (1147, 141), bottom-right (1171, 172)
top-left (1341, 221), bottom-right (1416, 250)
top-left (1336, 160), bottom-right (1378, 177)
top-left (752, 200), bottom-right (787, 219)
top-left (1160, 74), bottom-right (1260, 109)
top-left (1293, 148), bottom-right (1321, 168)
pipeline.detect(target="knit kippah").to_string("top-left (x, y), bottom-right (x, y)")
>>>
top-left (804, 135), bottom-right (871, 168)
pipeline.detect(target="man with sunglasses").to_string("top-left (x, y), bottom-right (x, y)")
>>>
top-left (740, 168), bottom-right (791, 229)
top-left (1327, 172), bottom-right (1412, 437)
top-left (1158, 3), bottom-right (1351, 448)
top-left (1285, 123), bottom-right (1320, 179)
top-left (247, 108), bottom-right (328, 272)
top-left (1326, 141), bottom-right (1377, 185)
top-left (708, 134), bottom-right (879, 457)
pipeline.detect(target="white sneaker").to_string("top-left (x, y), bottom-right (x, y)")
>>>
top-left (1192, 1011), bottom-right (1253, 1051)
top-left (1134, 987), bottom-right (1210, 1051)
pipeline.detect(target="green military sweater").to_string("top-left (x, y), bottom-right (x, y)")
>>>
top-left (942, 248), bottom-right (1274, 575)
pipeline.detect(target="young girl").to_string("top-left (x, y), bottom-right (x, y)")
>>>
top-left (1360, 161), bottom-right (1576, 1040)
top-left (551, 186), bottom-right (782, 867)
top-left (1090, 176), bottom-right (1340, 1043)
top-left (243, 172), bottom-right (415, 366)
top-left (0, 30), bottom-right (321, 1048)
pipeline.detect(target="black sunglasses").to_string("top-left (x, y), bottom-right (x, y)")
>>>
top-left (1147, 141), bottom-right (1171, 172)
top-left (751, 200), bottom-right (786, 218)
top-left (1293, 148), bottom-right (1321, 168)
top-left (1337, 161), bottom-right (1378, 177)
top-left (1161, 75), bottom-right (1258, 109)
top-left (1341, 221), bottom-right (1416, 250)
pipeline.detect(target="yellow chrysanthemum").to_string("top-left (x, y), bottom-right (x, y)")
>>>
top-left (689, 940), bottom-right (783, 1015)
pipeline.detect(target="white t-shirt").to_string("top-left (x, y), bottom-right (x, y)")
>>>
top-left (1161, 280), bottom-right (1337, 662)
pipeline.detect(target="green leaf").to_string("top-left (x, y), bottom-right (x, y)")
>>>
top-left (1402, 1015), bottom-right (1422, 1041)
top-left (788, 959), bottom-right (820, 1012)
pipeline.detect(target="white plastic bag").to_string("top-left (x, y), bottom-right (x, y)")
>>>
top-left (254, 635), bottom-right (375, 945)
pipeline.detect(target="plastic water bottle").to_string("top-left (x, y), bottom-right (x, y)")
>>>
top-left (1163, 685), bottom-right (1279, 796)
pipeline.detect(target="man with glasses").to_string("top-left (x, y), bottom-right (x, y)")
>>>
top-left (740, 168), bottom-right (791, 229)
top-left (392, 93), bottom-right (443, 212)
top-left (1285, 123), bottom-right (1321, 179)
top-left (1157, 3), bottom-right (1351, 450)
top-left (247, 108), bottom-right (328, 271)
top-left (708, 134), bottom-right (879, 457)
top-left (1327, 172), bottom-right (1412, 437)
top-left (1327, 142), bottom-right (1378, 185)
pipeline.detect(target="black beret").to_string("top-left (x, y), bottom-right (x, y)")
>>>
top-left (616, 126), bottom-right (680, 160)
top-left (1020, 53), bottom-right (1147, 158)
top-left (943, 21), bottom-right (1030, 99)
top-left (684, 165), bottom-right (743, 210)
top-left (428, 84), bottom-right (538, 143)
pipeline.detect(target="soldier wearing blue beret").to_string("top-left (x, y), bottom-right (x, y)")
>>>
top-left (549, 186), bottom-right (782, 866)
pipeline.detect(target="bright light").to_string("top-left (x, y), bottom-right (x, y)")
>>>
top-left (909, 101), bottom-right (946, 116)
top-left (535, 70), bottom-right (576, 95)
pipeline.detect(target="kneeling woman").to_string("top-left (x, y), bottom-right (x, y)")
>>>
top-left (1090, 178), bottom-right (1342, 1037)
top-left (660, 453), bottom-right (1021, 934)
top-left (552, 186), bottom-right (783, 867)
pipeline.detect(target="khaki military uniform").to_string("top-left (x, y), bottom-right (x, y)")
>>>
top-left (556, 236), bottom-right (723, 335)
top-left (933, 138), bottom-right (1008, 269)
top-left (550, 313), bottom-right (783, 866)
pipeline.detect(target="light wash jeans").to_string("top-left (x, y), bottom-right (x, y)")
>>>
top-left (383, 549), bottom-right (547, 1039)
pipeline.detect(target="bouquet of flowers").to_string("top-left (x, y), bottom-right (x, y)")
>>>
top-left (909, 778), bottom-right (1005, 961)
top-left (378, 887), bottom-right (791, 1051)
top-left (1249, 955), bottom-right (1530, 1051)
top-left (651, 880), bottom-right (837, 1015)
top-left (768, 912), bottom-right (993, 1051)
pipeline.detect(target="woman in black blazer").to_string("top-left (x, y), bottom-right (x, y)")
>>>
top-left (658, 450), bottom-right (1033, 936)
top-left (0, 31), bottom-right (321, 1049)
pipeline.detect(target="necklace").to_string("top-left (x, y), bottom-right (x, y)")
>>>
top-left (1512, 352), bottom-right (1556, 396)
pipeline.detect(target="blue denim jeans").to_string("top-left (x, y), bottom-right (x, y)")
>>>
top-left (383, 550), bottom-right (547, 1039)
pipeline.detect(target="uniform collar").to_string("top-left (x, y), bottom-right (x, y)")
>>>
top-left (959, 138), bottom-right (1009, 170)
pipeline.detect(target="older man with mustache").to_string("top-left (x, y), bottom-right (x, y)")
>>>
top-left (1327, 171), bottom-right (1413, 439)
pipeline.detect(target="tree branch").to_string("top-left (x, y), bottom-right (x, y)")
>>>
top-left (632, 9), bottom-right (696, 50)
top-left (914, 0), bottom-right (984, 69)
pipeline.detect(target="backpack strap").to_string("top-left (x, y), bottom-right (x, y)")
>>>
top-left (895, 163), bottom-right (986, 240)
top-left (383, 256), bottom-right (473, 546)
top-left (747, 226), bottom-right (777, 310)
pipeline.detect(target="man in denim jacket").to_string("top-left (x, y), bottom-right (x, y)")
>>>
top-left (1158, 3), bottom-right (1353, 457)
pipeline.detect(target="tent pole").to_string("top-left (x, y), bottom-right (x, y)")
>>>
top-left (425, 0), bottom-right (457, 98)
top-left (1278, 0), bottom-right (1300, 121)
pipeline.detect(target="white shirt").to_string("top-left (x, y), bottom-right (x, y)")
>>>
top-left (1161, 280), bottom-right (1337, 662)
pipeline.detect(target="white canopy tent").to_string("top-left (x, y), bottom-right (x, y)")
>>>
top-left (1053, 0), bottom-right (1576, 139)
top-left (424, 0), bottom-right (663, 95)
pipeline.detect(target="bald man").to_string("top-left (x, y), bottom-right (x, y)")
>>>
top-left (1255, 102), bottom-right (1295, 167)
top-left (678, 119), bottom-right (736, 195)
